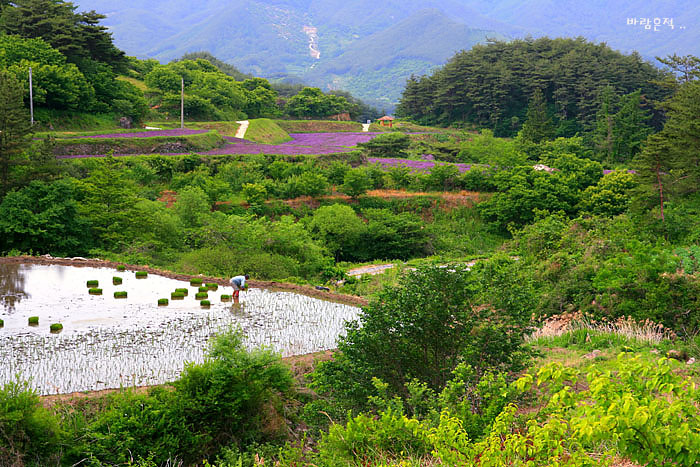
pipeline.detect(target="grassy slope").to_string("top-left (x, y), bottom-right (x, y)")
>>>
top-left (245, 119), bottom-right (292, 144)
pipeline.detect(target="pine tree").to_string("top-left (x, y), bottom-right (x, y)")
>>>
top-left (520, 88), bottom-right (555, 143)
top-left (612, 90), bottom-right (651, 163)
top-left (0, 70), bottom-right (32, 195)
top-left (593, 85), bottom-right (618, 163)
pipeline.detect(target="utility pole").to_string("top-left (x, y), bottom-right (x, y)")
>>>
top-left (29, 66), bottom-right (34, 125)
top-left (180, 77), bottom-right (184, 129)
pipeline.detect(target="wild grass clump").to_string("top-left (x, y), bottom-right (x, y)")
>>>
top-left (86, 280), bottom-right (99, 287)
top-left (195, 292), bottom-right (208, 300)
top-left (171, 291), bottom-right (185, 300)
top-left (113, 276), bottom-right (123, 285)
top-left (528, 312), bottom-right (675, 349)
top-left (200, 300), bottom-right (211, 308)
top-left (221, 294), bottom-right (231, 302)
top-left (89, 288), bottom-right (102, 295)
top-left (206, 283), bottom-right (218, 291)
top-left (190, 278), bottom-right (203, 286)
top-left (175, 288), bottom-right (188, 296)
top-left (198, 286), bottom-right (208, 293)
top-left (117, 265), bottom-right (126, 271)
top-left (49, 323), bottom-right (63, 333)
top-left (158, 298), bottom-right (169, 306)
top-left (28, 317), bottom-right (39, 326)
top-left (135, 271), bottom-right (148, 278)
top-left (114, 291), bottom-right (128, 299)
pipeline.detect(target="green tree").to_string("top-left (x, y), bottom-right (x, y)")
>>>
top-left (357, 132), bottom-right (411, 157)
top-left (285, 87), bottom-right (349, 118)
top-left (0, 179), bottom-right (89, 255)
top-left (0, 69), bottom-right (32, 194)
top-left (579, 171), bottom-right (638, 216)
top-left (612, 90), bottom-right (652, 163)
top-left (593, 85), bottom-right (618, 162)
top-left (307, 204), bottom-right (365, 261)
top-left (312, 263), bottom-right (533, 409)
top-left (519, 88), bottom-right (555, 144)
top-left (340, 167), bottom-right (371, 198)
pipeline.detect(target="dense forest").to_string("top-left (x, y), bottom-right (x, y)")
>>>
top-left (3, 1), bottom-right (700, 466)
top-left (397, 37), bottom-right (670, 138)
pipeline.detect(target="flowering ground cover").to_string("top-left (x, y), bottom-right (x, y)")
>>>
top-left (368, 157), bottom-right (473, 173)
top-left (203, 132), bottom-right (380, 155)
top-left (74, 129), bottom-right (209, 138)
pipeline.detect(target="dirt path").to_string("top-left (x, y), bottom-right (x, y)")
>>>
top-left (0, 256), bottom-right (368, 307)
top-left (235, 120), bottom-right (249, 139)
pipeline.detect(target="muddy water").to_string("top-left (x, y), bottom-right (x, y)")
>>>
top-left (0, 264), bottom-right (359, 394)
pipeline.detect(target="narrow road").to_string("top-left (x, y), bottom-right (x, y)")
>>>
top-left (235, 120), bottom-right (249, 139)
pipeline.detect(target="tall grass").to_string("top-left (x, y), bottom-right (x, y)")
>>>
top-left (528, 313), bottom-right (675, 350)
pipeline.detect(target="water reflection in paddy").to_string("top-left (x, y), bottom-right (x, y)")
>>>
top-left (0, 264), bottom-right (359, 394)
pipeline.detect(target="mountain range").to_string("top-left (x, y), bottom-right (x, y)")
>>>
top-left (72, 0), bottom-right (700, 110)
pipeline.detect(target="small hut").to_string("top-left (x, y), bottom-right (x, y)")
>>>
top-left (378, 115), bottom-right (395, 128)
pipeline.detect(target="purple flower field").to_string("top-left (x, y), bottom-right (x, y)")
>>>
top-left (368, 157), bottom-right (472, 173)
top-left (206, 132), bottom-right (381, 155)
top-left (76, 129), bottom-right (208, 139)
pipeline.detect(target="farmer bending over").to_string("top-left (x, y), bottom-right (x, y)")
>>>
top-left (230, 274), bottom-right (249, 300)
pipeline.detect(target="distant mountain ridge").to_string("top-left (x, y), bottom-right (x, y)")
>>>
top-left (72, 0), bottom-right (700, 109)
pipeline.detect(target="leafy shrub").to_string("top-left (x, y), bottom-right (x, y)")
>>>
top-left (0, 379), bottom-right (62, 466)
top-left (358, 132), bottom-right (411, 157)
top-left (340, 167), bottom-right (371, 198)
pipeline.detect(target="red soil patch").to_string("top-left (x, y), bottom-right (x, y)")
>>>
top-left (157, 190), bottom-right (177, 208)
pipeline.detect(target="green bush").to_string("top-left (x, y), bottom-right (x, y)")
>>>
top-left (28, 316), bottom-right (39, 325)
top-left (112, 276), bottom-right (123, 285)
top-left (135, 271), bottom-right (148, 278)
top-left (114, 291), bottom-right (127, 299)
top-left (175, 330), bottom-right (293, 454)
top-left (195, 292), bottom-right (208, 300)
top-left (171, 291), bottom-right (185, 300)
top-left (158, 298), bottom-right (169, 306)
top-left (0, 379), bottom-right (62, 465)
top-left (49, 323), bottom-right (63, 333)
top-left (86, 280), bottom-right (99, 287)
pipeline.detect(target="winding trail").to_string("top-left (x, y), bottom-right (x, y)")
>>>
top-left (235, 120), bottom-right (249, 139)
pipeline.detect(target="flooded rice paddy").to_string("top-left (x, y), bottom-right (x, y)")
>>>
top-left (0, 263), bottom-right (359, 395)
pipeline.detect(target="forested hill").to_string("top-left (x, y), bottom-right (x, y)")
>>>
top-left (70, 0), bottom-right (699, 109)
top-left (397, 37), bottom-right (670, 137)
